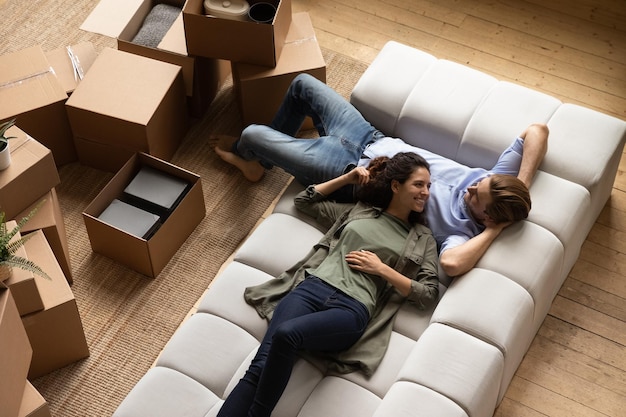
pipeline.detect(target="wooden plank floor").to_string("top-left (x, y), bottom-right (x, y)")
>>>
top-left (291, 0), bottom-right (626, 415)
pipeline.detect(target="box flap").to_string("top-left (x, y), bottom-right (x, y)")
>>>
top-left (0, 46), bottom-right (67, 120)
top-left (80, 0), bottom-right (145, 38)
top-left (157, 12), bottom-right (188, 55)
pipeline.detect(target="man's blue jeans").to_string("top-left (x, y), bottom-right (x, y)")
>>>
top-left (233, 73), bottom-right (383, 190)
top-left (216, 275), bottom-right (369, 417)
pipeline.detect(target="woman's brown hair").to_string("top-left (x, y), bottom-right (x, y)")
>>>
top-left (357, 152), bottom-right (430, 225)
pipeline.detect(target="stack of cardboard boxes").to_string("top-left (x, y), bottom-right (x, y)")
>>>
top-left (183, 0), bottom-right (326, 128)
top-left (0, 130), bottom-right (88, 417)
top-left (0, 2), bottom-right (327, 411)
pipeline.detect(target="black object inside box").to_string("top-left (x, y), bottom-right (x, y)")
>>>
top-left (122, 165), bottom-right (191, 219)
top-left (98, 165), bottom-right (191, 239)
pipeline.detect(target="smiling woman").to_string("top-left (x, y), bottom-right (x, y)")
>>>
top-left (218, 152), bottom-right (439, 417)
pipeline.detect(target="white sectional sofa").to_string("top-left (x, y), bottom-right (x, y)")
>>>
top-left (113, 41), bottom-right (626, 417)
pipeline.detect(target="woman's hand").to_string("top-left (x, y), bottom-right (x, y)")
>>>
top-left (314, 166), bottom-right (370, 196)
top-left (345, 249), bottom-right (383, 275)
top-left (346, 166), bottom-right (370, 185)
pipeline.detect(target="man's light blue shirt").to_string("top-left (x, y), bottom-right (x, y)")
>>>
top-left (359, 136), bottom-right (525, 254)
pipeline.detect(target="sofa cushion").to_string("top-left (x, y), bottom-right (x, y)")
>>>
top-left (429, 269), bottom-right (534, 402)
top-left (459, 81), bottom-right (561, 169)
top-left (526, 171), bottom-right (590, 272)
top-left (155, 313), bottom-right (259, 397)
top-left (112, 367), bottom-right (219, 417)
top-left (234, 213), bottom-right (324, 277)
top-left (475, 220), bottom-right (563, 325)
top-left (543, 103), bottom-right (626, 212)
top-left (350, 41), bottom-right (437, 135)
top-left (297, 376), bottom-right (382, 417)
top-left (397, 323), bottom-right (503, 417)
top-left (394, 59), bottom-right (497, 160)
top-left (197, 261), bottom-right (271, 340)
top-left (373, 381), bottom-right (468, 417)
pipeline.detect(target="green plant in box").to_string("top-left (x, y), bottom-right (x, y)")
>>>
top-left (0, 118), bottom-right (17, 151)
top-left (0, 201), bottom-right (51, 280)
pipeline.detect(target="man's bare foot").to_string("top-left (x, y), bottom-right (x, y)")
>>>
top-left (215, 146), bottom-right (265, 182)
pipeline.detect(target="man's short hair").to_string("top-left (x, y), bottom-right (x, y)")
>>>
top-left (486, 174), bottom-right (531, 223)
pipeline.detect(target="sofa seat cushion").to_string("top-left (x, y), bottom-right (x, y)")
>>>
top-left (429, 269), bottom-right (534, 402)
top-left (398, 323), bottom-right (503, 417)
top-left (349, 42), bottom-right (437, 136)
top-left (476, 220), bottom-right (563, 324)
top-left (234, 213), bottom-right (324, 277)
top-left (526, 171), bottom-right (591, 271)
top-left (458, 81), bottom-right (562, 169)
top-left (394, 59), bottom-right (497, 160)
top-left (543, 103), bottom-right (626, 207)
top-left (296, 376), bottom-right (382, 417)
top-left (373, 381), bottom-right (468, 417)
top-left (113, 367), bottom-right (219, 417)
top-left (196, 261), bottom-right (272, 340)
top-left (155, 313), bottom-right (259, 397)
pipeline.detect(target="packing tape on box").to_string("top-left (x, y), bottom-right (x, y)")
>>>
top-left (285, 36), bottom-right (318, 46)
top-left (0, 68), bottom-right (55, 90)
top-left (66, 46), bottom-right (85, 81)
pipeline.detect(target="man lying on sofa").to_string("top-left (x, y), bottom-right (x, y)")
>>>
top-left (215, 74), bottom-right (549, 277)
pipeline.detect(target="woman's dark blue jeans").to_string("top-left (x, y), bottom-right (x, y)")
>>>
top-left (216, 275), bottom-right (369, 417)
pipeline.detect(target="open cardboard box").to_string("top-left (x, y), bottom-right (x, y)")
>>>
top-left (66, 48), bottom-right (189, 172)
top-left (232, 12), bottom-right (326, 129)
top-left (0, 125), bottom-right (60, 220)
top-left (18, 188), bottom-right (73, 284)
top-left (0, 45), bottom-right (77, 166)
top-left (183, 0), bottom-right (292, 67)
top-left (82, 153), bottom-right (206, 278)
top-left (81, 0), bottom-right (230, 115)
top-left (2, 221), bottom-right (44, 316)
top-left (21, 230), bottom-right (90, 379)
top-left (0, 283), bottom-right (33, 417)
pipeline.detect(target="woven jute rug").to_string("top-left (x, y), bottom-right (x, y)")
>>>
top-left (1, 0), bottom-right (369, 415)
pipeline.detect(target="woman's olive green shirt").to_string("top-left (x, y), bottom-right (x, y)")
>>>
top-left (244, 185), bottom-right (439, 376)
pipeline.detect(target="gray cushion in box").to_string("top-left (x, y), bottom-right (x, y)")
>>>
top-left (131, 4), bottom-right (181, 48)
top-left (98, 199), bottom-right (159, 238)
top-left (124, 166), bottom-right (189, 211)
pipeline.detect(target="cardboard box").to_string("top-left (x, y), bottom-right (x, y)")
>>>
top-left (0, 45), bottom-right (77, 166)
top-left (3, 221), bottom-right (45, 316)
top-left (183, 0), bottom-right (292, 67)
top-left (0, 283), bottom-right (33, 417)
top-left (81, 0), bottom-right (230, 116)
top-left (83, 153), bottom-right (206, 277)
top-left (0, 126), bottom-right (60, 221)
top-left (18, 188), bottom-right (73, 284)
top-left (21, 231), bottom-right (89, 379)
top-left (45, 41), bottom-right (98, 95)
top-left (232, 12), bottom-right (326, 129)
top-left (18, 381), bottom-right (51, 417)
top-left (65, 47), bottom-right (189, 172)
